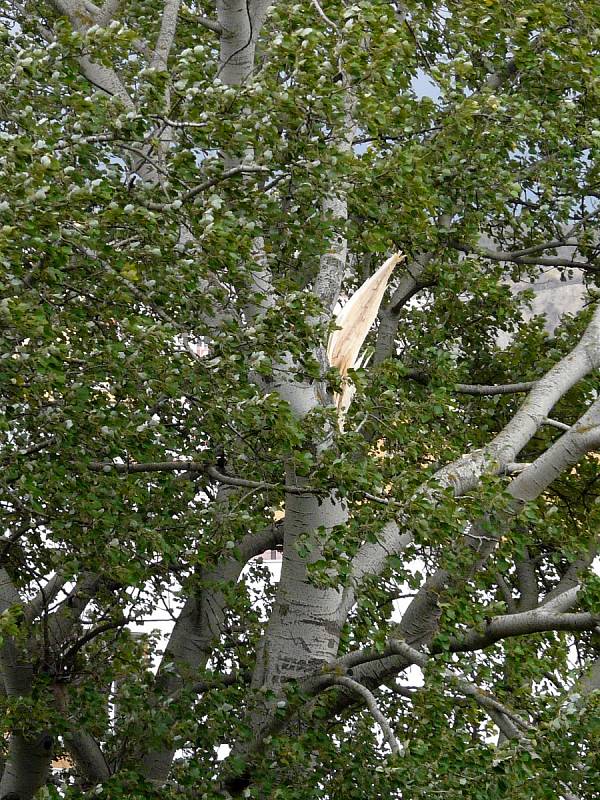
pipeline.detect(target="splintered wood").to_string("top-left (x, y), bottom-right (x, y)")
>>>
top-left (327, 252), bottom-right (404, 423)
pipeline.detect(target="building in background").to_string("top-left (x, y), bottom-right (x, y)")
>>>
top-left (513, 268), bottom-right (586, 333)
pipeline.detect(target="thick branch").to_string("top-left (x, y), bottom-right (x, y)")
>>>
top-left (138, 521), bottom-right (282, 781)
top-left (46, 573), bottom-right (103, 645)
top-left (449, 607), bottom-right (598, 654)
top-left (96, 0), bottom-right (120, 25)
top-left (350, 308), bottom-right (600, 593)
top-left (23, 573), bottom-right (67, 624)
top-left (151, 0), bottom-right (181, 70)
top-left (54, 684), bottom-right (111, 782)
top-left (454, 381), bottom-right (537, 395)
top-left (49, 0), bottom-right (135, 108)
top-left (452, 240), bottom-right (595, 271)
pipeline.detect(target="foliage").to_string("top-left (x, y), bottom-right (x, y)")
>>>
top-left (0, 1), bottom-right (599, 798)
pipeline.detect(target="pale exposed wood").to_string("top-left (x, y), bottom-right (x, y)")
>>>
top-left (327, 252), bottom-right (403, 418)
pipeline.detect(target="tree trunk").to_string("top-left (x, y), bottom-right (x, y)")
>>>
top-left (0, 732), bottom-right (54, 800)
top-left (254, 487), bottom-right (348, 688)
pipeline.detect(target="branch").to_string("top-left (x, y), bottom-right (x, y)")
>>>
top-left (513, 548), bottom-right (538, 611)
top-left (398, 398), bottom-right (600, 649)
top-left (196, 14), bottom-right (222, 34)
top-left (63, 618), bottom-right (126, 664)
top-left (373, 253), bottom-right (436, 365)
top-left (311, 0), bottom-right (337, 29)
top-left (48, 0), bottom-right (135, 108)
top-left (539, 585), bottom-right (581, 614)
top-left (397, 368), bottom-right (538, 395)
top-left (23, 573), bottom-right (67, 624)
top-left (96, 0), bottom-right (120, 25)
top-left (343, 397), bottom-right (600, 700)
top-left (449, 607), bottom-right (598, 655)
top-left (50, 0), bottom-right (100, 18)
top-left (89, 459), bottom-right (320, 496)
top-left (47, 573), bottom-right (103, 645)
top-left (565, 205), bottom-right (600, 238)
top-left (453, 381), bottom-right (537, 395)
top-left (89, 459), bottom-right (205, 473)
top-left (542, 540), bottom-right (598, 606)
top-left (185, 669), bottom-right (246, 696)
top-left (146, 165), bottom-right (269, 211)
top-left (138, 523), bottom-right (282, 777)
top-left (387, 640), bottom-right (532, 732)
top-left (331, 675), bottom-right (401, 755)
top-left (0, 435), bottom-right (57, 463)
top-left (496, 239), bottom-right (579, 258)
top-left (54, 685), bottom-right (111, 781)
top-left (151, 0), bottom-right (182, 70)
top-left (350, 307), bottom-right (600, 592)
top-left (207, 466), bottom-right (323, 496)
top-left (505, 396), bottom-right (600, 504)
top-left (452, 240), bottom-right (595, 271)
top-left (433, 307), bottom-right (600, 495)
top-left (179, 1), bottom-right (222, 34)
top-left (486, 706), bottom-right (524, 742)
top-left (236, 521), bottom-right (283, 563)
top-left (543, 417), bottom-right (571, 432)
top-left (64, 729), bottom-right (111, 781)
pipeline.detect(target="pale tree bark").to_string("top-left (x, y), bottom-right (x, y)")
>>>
top-left (137, 1), bottom-right (277, 783)
top-left (139, 519), bottom-right (283, 781)
top-left (38, 0), bottom-right (279, 784)
top-left (55, 681), bottom-right (111, 783)
top-left (254, 486), bottom-right (348, 689)
top-left (220, 34), bottom-right (600, 783)
top-left (49, 0), bottom-right (136, 109)
top-left (1, 557), bottom-right (110, 794)
top-left (348, 304), bottom-right (600, 598)
top-left (217, 0), bottom-right (273, 87)
top-left (333, 389), bottom-right (600, 698)
top-left (399, 393), bottom-right (600, 649)
top-left (0, 568), bottom-right (54, 798)
top-left (138, 562), bottom-right (244, 782)
top-left (314, 87), bottom-right (357, 314)
top-left (224, 23), bottom-right (362, 779)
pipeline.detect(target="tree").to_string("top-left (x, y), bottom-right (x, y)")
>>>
top-left (0, 0), bottom-right (599, 796)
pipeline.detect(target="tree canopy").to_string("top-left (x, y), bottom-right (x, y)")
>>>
top-left (0, 1), bottom-right (599, 797)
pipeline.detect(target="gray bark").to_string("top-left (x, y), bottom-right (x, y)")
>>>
top-left (314, 89), bottom-right (357, 314)
top-left (373, 253), bottom-right (434, 364)
top-left (0, 732), bottom-right (54, 800)
top-left (139, 522), bottom-right (282, 781)
top-left (254, 487), bottom-right (348, 688)
top-left (0, 590), bottom-right (53, 799)
top-left (217, 0), bottom-right (272, 87)
top-left (397, 396), bottom-right (600, 651)
top-left (139, 3), bottom-right (275, 783)
top-left (63, 730), bottom-right (111, 783)
top-left (350, 304), bottom-right (600, 590)
top-left (325, 389), bottom-right (600, 710)
top-left (139, 559), bottom-right (244, 781)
